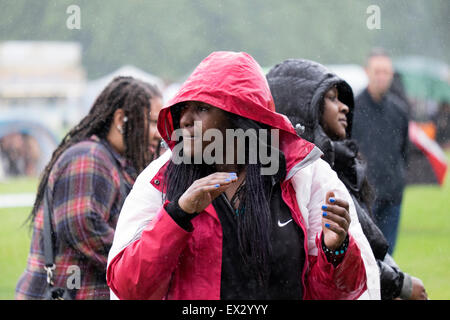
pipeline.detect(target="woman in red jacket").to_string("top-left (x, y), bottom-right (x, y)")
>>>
top-left (107, 52), bottom-right (379, 300)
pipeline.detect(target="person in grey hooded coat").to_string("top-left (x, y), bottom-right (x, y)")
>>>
top-left (267, 58), bottom-right (427, 300)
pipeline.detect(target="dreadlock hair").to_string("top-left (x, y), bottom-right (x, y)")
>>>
top-left (28, 76), bottom-right (161, 226)
top-left (164, 106), bottom-right (282, 286)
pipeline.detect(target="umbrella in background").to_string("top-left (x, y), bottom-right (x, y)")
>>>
top-left (0, 119), bottom-right (59, 177)
top-left (391, 57), bottom-right (449, 186)
top-left (408, 121), bottom-right (448, 186)
top-left (394, 56), bottom-right (450, 103)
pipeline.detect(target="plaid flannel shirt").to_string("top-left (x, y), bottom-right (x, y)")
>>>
top-left (16, 135), bottom-right (136, 300)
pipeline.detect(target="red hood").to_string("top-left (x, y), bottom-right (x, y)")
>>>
top-left (157, 51), bottom-right (317, 177)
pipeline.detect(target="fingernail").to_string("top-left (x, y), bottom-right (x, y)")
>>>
top-left (322, 205), bottom-right (328, 210)
top-left (230, 172), bottom-right (237, 177)
top-left (322, 212), bottom-right (327, 217)
top-left (225, 178), bottom-right (231, 182)
top-left (214, 184), bottom-right (220, 188)
top-left (329, 198), bottom-right (335, 203)
top-left (325, 223), bottom-right (330, 228)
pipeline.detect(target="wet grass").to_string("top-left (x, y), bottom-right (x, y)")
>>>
top-left (0, 177), bottom-right (38, 194)
top-left (0, 207), bottom-right (32, 299)
top-left (393, 168), bottom-right (450, 300)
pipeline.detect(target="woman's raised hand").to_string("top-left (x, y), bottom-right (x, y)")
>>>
top-left (321, 191), bottom-right (351, 250)
top-left (178, 172), bottom-right (238, 214)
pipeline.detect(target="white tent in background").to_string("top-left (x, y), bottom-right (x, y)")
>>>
top-left (326, 64), bottom-right (368, 96)
top-left (83, 65), bottom-right (165, 114)
top-left (162, 82), bottom-right (182, 104)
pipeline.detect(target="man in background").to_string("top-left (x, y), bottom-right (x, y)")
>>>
top-left (352, 48), bottom-right (409, 255)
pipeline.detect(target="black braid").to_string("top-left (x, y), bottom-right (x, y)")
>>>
top-left (163, 108), bottom-right (276, 286)
top-left (27, 76), bottom-right (161, 227)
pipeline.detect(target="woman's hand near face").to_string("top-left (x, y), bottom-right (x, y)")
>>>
top-left (178, 172), bottom-right (238, 214)
top-left (321, 191), bottom-right (351, 250)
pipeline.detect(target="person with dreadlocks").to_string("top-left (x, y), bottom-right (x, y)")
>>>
top-left (16, 76), bottom-right (163, 299)
top-left (106, 52), bottom-right (379, 300)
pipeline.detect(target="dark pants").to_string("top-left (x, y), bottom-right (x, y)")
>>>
top-left (373, 199), bottom-right (402, 255)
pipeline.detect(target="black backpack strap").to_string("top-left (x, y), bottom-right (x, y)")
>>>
top-left (42, 139), bottom-right (130, 287)
top-left (42, 186), bottom-right (56, 285)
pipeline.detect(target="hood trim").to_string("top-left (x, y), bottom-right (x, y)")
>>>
top-left (286, 146), bottom-right (323, 180)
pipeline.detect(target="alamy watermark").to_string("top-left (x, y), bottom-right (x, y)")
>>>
top-left (169, 121), bottom-right (280, 175)
top-left (66, 265), bottom-right (81, 290)
top-left (66, 5), bottom-right (81, 30)
top-left (45, 264), bottom-right (81, 291)
top-left (366, 5), bottom-right (381, 30)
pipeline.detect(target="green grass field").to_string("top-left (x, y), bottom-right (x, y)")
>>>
top-left (0, 160), bottom-right (449, 300)
top-left (0, 177), bottom-right (38, 300)
top-left (392, 171), bottom-right (450, 300)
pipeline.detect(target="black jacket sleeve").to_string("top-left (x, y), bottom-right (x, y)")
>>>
top-left (377, 258), bottom-right (404, 300)
top-left (165, 195), bottom-right (198, 232)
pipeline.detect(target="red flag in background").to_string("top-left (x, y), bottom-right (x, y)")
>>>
top-left (409, 121), bottom-right (448, 185)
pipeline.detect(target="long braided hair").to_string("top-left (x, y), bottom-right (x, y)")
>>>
top-left (164, 106), bottom-right (281, 285)
top-left (28, 76), bottom-right (161, 226)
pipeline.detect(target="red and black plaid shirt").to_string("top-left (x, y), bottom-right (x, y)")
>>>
top-left (16, 135), bottom-right (136, 299)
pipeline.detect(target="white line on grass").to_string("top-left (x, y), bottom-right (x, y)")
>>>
top-left (0, 193), bottom-right (35, 208)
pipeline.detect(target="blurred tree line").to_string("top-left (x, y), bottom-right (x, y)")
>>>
top-left (0, 0), bottom-right (448, 82)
